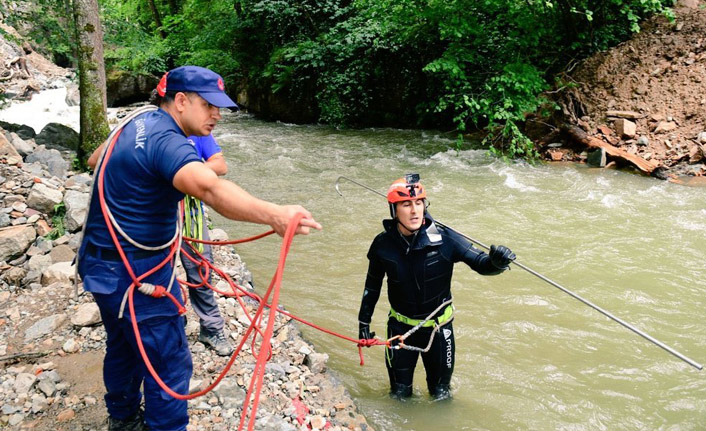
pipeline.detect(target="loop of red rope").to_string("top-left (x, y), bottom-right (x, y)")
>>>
top-left (97, 127), bottom-right (388, 431)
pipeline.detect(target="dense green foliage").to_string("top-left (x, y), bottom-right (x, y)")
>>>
top-left (6, 0), bottom-right (675, 158)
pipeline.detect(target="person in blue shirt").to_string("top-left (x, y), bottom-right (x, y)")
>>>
top-left (81, 66), bottom-right (321, 431)
top-left (180, 133), bottom-right (234, 356)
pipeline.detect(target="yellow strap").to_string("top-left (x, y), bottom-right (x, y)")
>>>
top-left (182, 195), bottom-right (204, 253)
top-left (389, 304), bottom-right (454, 327)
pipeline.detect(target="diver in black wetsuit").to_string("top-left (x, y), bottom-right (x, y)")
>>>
top-left (357, 174), bottom-right (516, 400)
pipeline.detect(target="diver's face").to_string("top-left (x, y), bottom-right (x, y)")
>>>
top-left (396, 199), bottom-right (425, 235)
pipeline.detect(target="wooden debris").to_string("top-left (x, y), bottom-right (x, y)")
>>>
top-left (0, 350), bottom-right (52, 363)
top-left (606, 110), bottom-right (643, 119)
top-left (562, 125), bottom-right (660, 174)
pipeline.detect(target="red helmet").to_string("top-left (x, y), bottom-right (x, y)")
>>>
top-left (387, 174), bottom-right (427, 204)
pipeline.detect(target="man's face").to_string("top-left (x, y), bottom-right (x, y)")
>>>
top-left (395, 198), bottom-right (425, 234)
top-left (179, 93), bottom-right (222, 136)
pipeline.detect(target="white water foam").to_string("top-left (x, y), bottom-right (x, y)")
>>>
top-left (501, 169), bottom-right (539, 192)
top-left (0, 87), bottom-right (79, 132)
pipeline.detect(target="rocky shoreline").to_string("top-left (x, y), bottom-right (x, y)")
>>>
top-left (0, 114), bottom-right (371, 430)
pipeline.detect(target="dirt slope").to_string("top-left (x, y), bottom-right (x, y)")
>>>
top-left (542, 0), bottom-right (706, 180)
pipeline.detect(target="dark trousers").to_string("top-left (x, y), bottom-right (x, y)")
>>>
top-left (180, 227), bottom-right (225, 334)
top-left (79, 250), bottom-right (192, 431)
top-left (385, 317), bottom-right (455, 397)
top-left (101, 311), bottom-right (192, 430)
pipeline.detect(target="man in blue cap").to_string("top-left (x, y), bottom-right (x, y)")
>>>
top-left (80, 65), bottom-right (321, 431)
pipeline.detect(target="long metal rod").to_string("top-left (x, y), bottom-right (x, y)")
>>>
top-left (334, 176), bottom-right (703, 370)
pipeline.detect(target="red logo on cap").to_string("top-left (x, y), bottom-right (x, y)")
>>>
top-left (217, 77), bottom-right (225, 91)
top-left (156, 72), bottom-right (168, 96)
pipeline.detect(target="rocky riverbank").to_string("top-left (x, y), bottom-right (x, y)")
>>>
top-left (0, 112), bottom-right (371, 430)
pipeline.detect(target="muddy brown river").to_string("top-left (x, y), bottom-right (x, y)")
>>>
top-left (212, 113), bottom-right (706, 431)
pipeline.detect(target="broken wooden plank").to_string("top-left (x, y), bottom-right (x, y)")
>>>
top-left (562, 125), bottom-right (659, 174)
top-left (606, 110), bottom-right (643, 120)
top-left (0, 351), bottom-right (51, 363)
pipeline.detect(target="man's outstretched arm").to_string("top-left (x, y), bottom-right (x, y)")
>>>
top-left (173, 161), bottom-right (321, 236)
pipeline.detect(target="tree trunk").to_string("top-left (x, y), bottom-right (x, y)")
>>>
top-left (72, 0), bottom-right (109, 169)
top-left (562, 125), bottom-right (659, 175)
top-left (146, 0), bottom-right (167, 39)
top-left (165, 0), bottom-right (179, 15)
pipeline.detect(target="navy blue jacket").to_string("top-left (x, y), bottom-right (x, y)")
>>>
top-left (359, 213), bottom-right (505, 323)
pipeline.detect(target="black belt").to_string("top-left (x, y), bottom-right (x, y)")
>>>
top-left (84, 242), bottom-right (163, 262)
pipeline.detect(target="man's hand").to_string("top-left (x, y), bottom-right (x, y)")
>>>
top-left (359, 323), bottom-right (376, 340)
top-left (271, 205), bottom-right (322, 237)
top-left (489, 245), bottom-right (516, 269)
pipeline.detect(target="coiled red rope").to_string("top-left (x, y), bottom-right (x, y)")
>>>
top-left (95, 129), bottom-right (386, 431)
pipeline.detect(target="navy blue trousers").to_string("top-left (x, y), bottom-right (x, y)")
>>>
top-left (79, 249), bottom-right (192, 431)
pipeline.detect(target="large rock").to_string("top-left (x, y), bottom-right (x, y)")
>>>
top-left (28, 254), bottom-right (53, 272)
top-left (13, 373), bottom-right (38, 393)
top-left (27, 182), bottom-right (63, 214)
top-left (0, 121), bottom-right (36, 140)
top-left (41, 261), bottom-right (75, 284)
top-left (70, 303), bottom-right (101, 327)
top-left (2, 266), bottom-right (26, 285)
top-left (0, 225), bottom-right (36, 261)
top-left (212, 379), bottom-right (246, 405)
top-left (586, 148), bottom-right (607, 167)
top-left (0, 212), bottom-right (11, 228)
top-left (25, 146), bottom-right (70, 178)
top-left (689, 144), bottom-right (705, 163)
top-left (25, 314), bottom-right (67, 341)
top-left (614, 118), bottom-right (637, 138)
top-left (680, 0), bottom-right (700, 8)
top-left (49, 244), bottom-right (76, 263)
top-left (0, 131), bottom-right (21, 158)
top-left (304, 352), bottom-right (329, 374)
top-left (64, 173), bottom-right (92, 192)
top-left (653, 121), bottom-right (677, 134)
top-left (62, 190), bottom-right (89, 232)
top-left (10, 132), bottom-right (35, 157)
top-left (35, 123), bottom-right (79, 151)
top-left (106, 70), bottom-right (158, 107)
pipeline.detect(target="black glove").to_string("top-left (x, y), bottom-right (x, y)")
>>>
top-left (489, 245), bottom-right (516, 269)
top-left (359, 323), bottom-right (376, 340)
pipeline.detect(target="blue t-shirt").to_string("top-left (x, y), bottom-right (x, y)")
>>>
top-left (83, 109), bottom-right (202, 252)
top-left (187, 134), bottom-right (222, 161)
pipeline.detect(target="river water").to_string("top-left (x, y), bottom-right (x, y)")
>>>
top-left (211, 113), bottom-right (705, 431)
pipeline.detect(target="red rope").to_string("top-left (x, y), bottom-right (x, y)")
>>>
top-left (180, 236), bottom-right (390, 365)
top-left (96, 128), bottom-right (383, 431)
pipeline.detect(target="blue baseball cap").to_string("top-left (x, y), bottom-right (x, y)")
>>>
top-left (158, 65), bottom-right (238, 109)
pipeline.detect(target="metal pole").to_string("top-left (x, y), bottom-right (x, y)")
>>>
top-left (334, 176), bottom-right (703, 370)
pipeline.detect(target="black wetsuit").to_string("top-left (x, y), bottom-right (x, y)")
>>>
top-left (358, 213), bottom-right (507, 398)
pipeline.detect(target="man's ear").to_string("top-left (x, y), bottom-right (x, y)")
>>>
top-left (173, 92), bottom-right (189, 113)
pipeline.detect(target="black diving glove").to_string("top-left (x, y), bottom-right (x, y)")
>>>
top-left (359, 323), bottom-right (376, 340)
top-left (489, 245), bottom-right (516, 269)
